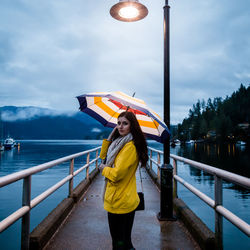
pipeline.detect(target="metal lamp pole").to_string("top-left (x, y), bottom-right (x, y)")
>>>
top-left (157, 0), bottom-right (176, 221)
top-left (163, 0), bottom-right (170, 166)
top-left (109, 0), bottom-right (175, 221)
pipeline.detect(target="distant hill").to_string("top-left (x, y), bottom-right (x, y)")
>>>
top-left (0, 106), bottom-right (111, 140)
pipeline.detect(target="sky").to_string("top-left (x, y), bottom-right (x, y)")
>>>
top-left (0, 0), bottom-right (249, 124)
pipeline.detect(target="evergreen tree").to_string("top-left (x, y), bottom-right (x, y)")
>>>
top-left (174, 84), bottom-right (250, 142)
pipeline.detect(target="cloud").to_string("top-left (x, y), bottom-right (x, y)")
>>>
top-left (1, 107), bottom-right (75, 122)
top-left (0, 0), bottom-right (249, 124)
top-left (91, 128), bottom-right (101, 133)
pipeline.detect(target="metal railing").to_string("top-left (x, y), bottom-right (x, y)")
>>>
top-left (0, 146), bottom-right (101, 250)
top-left (148, 146), bottom-right (250, 247)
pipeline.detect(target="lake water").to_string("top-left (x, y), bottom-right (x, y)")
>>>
top-left (0, 140), bottom-right (249, 249)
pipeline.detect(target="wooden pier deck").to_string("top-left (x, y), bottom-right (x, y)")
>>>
top-left (44, 168), bottom-right (200, 250)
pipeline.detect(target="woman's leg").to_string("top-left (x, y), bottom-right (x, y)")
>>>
top-left (108, 212), bottom-right (121, 249)
top-left (108, 211), bottom-right (136, 250)
top-left (123, 210), bottom-right (135, 249)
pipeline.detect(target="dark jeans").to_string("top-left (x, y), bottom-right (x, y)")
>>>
top-left (108, 211), bottom-right (135, 250)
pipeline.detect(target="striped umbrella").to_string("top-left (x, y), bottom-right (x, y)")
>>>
top-left (76, 91), bottom-right (170, 143)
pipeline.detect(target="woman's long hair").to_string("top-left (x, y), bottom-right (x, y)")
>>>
top-left (111, 111), bottom-right (148, 166)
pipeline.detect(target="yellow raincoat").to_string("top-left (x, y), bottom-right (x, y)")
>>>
top-left (100, 139), bottom-right (140, 214)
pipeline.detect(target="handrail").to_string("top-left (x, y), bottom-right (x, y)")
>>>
top-left (148, 146), bottom-right (250, 188)
top-left (170, 154), bottom-right (250, 189)
top-left (0, 147), bottom-right (101, 188)
top-left (0, 145), bottom-right (101, 249)
top-left (148, 146), bottom-right (250, 245)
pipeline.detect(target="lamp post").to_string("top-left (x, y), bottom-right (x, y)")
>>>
top-left (110, 0), bottom-right (175, 220)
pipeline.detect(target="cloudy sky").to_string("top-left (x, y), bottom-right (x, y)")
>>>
top-left (0, 0), bottom-right (249, 124)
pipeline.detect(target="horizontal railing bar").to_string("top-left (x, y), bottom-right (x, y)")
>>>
top-left (151, 158), bottom-right (161, 168)
top-left (0, 156), bottom-right (100, 232)
top-left (0, 175), bottom-right (74, 232)
top-left (32, 156), bottom-right (100, 208)
top-left (0, 146), bottom-right (101, 188)
top-left (0, 206), bottom-right (30, 233)
top-left (0, 146), bottom-right (101, 238)
top-left (73, 164), bottom-right (88, 176)
top-left (148, 147), bottom-right (250, 239)
top-left (216, 205), bottom-right (250, 236)
top-left (31, 175), bottom-right (73, 209)
top-left (148, 147), bottom-right (163, 154)
top-left (88, 158), bottom-right (99, 166)
top-left (148, 147), bottom-right (250, 189)
top-left (73, 157), bottom-right (99, 176)
top-left (171, 154), bottom-right (250, 189)
top-left (174, 175), bottom-right (215, 208)
top-left (175, 174), bottom-right (250, 236)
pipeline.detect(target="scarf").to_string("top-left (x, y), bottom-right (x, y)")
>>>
top-left (103, 133), bottom-right (133, 200)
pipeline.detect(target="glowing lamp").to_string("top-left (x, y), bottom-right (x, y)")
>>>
top-left (110, 0), bottom-right (148, 22)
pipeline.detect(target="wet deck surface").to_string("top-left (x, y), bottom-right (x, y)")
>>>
top-left (45, 168), bottom-right (200, 250)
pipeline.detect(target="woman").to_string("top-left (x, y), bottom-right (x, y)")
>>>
top-left (99, 111), bottom-right (148, 250)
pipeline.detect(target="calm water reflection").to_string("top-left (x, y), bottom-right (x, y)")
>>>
top-left (180, 143), bottom-right (249, 178)
top-left (149, 141), bottom-right (250, 249)
top-left (0, 140), bottom-right (249, 249)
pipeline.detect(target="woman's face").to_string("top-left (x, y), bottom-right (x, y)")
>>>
top-left (117, 116), bottom-right (131, 136)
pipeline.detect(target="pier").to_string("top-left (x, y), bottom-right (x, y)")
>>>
top-left (0, 145), bottom-right (249, 249)
top-left (42, 169), bottom-right (200, 250)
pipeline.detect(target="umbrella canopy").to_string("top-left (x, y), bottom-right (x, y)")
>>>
top-left (76, 91), bottom-right (170, 143)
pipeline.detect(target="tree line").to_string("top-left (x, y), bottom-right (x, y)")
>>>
top-left (174, 84), bottom-right (250, 143)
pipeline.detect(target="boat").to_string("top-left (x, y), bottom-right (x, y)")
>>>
top-left (185, 140), bottom-right (195, 144)
top-left (175, 139), bottom-right (181, 146)
top-left (170, 139), bottom-right (181, 147)
top-left (3, 137), bottom-right (17, 150)
top-left (236, 141), bottom-right (246, 146)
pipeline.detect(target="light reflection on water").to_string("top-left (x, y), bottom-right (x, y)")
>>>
top-left (0, 140), bottom-right (249, 249)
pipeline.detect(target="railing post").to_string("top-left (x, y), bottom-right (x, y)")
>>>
top-left (215, 175), bottom-right (223, 249)
top-left (21, 176), bottom-right (31, 250)
top-left (86, 153), bottom-right (90, 180)
top-left (69, 159), bottom-right (74, 197)
top-left (150, 150), bottom-right (152, 170)
top-left (173, 158), bottom-right (177, 198)
top-left (95, 149), bottom-right (99, 169)
top-left (157, 153), bottom-right (161, 181)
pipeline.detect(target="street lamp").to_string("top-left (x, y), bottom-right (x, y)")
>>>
top-left (110, 0), bottom-right (148, 22)
top-left (110, 0), bottom-right (175, 220)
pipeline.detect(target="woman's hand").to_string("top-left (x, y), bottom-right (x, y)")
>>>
top-left (99, 163), bottom-right (106, 173)
top-left (107, 126), bottom-right (117, 141)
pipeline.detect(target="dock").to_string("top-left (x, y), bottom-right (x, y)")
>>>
top-left (44, 168), bottom-right (200, 250)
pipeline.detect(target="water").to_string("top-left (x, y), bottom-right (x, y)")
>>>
top-left (0, 140), bottom-right (101, 250)
top-left (0, 140), bottom-right (249, 249)
top-left (149, 141), bottom-right (250, 250)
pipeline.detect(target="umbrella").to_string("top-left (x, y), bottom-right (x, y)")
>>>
top-left (76, 91), bottom-right (170, 143)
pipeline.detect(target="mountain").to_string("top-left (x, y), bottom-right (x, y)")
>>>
top-left (0, 106), bottom-right (111, 140)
